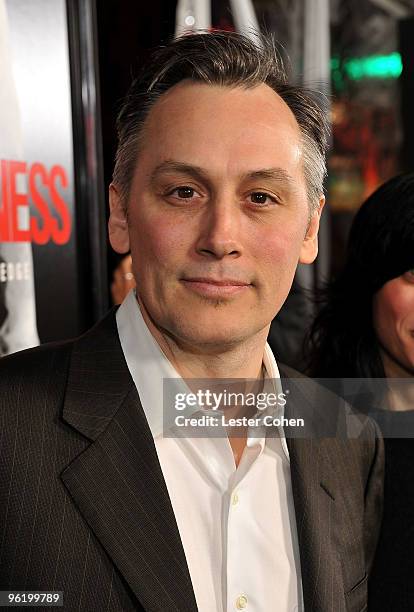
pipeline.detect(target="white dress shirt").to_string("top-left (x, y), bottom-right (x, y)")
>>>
top-left (116, 289), bottom-right (303, 612)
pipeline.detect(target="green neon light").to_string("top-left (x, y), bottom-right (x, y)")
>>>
top-left (331, 55), bottom-right (344, 91)
top-left (330, 52), bottom-right (403, 81)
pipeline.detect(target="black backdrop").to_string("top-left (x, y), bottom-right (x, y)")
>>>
top-left (97, 0), bottom-right (178, 279)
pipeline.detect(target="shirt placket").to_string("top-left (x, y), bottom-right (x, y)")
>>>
top-left (225, 428), bottom-right (264, 612)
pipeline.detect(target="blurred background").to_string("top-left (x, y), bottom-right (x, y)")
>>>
top-left (1, 0), bottom-right (413, 362)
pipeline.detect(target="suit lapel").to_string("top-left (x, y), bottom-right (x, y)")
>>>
top-left (287, 437), bottom-right (346, 612)
top-left (280, 367), bottom-right (347, 612)
top-left (60, 310), bottom-right (198, 612)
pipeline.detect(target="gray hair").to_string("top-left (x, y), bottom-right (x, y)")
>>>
top-left (113, 31), bottom-right (330, 211)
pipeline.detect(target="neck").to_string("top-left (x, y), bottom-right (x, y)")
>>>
top-left (136, 295), bottom-right (269, 468)
top-left (137, 295), bottom-right (268, 382)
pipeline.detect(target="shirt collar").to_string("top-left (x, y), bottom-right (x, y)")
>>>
top-left (116, 289), bottom-right (290, 461)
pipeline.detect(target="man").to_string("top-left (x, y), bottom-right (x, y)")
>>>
top-left (0, 32), bottom-right (382, 611)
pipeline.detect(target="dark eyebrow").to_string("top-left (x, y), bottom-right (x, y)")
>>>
top-left (150, 161), bottom-right (209, 185)
top-left (150, 160), bottom-right (295, 187)
top-left (244, 168), bottom-right (295, 186)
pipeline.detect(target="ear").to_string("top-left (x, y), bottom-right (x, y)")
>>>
top-left (299, 195), bottom-right (325, 264)
top-left (108, 183), bottom-right (130, 253)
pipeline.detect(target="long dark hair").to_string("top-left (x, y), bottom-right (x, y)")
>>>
top-left (308, 173), bottom-right (414, 378)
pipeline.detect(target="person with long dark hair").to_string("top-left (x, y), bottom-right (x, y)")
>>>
top-left (308, 172), bottom-right (414, 611)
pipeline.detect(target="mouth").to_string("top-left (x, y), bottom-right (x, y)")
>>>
top-left (181, 277), bottom-right (252, 298)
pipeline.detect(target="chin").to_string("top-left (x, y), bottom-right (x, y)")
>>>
top-left (169, 318), bottom-right (256, 350)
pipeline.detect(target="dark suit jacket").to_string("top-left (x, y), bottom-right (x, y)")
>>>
top-left (0, 309), bottom-right (383, 612)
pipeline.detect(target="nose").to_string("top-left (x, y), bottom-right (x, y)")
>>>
top-left (195, 195), bottom-right (242, 259)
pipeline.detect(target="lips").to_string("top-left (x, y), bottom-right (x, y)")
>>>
top-left (181, 277), bottom-right (252, 297)
top-left (183, 277), bottom-right (251, 286)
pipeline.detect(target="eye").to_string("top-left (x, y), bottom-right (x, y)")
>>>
top-left (176, 186), bottom-right (195, 199)
top-left (248, 192), bottom-right (277, 206)
top-left (166, 186), bottom-right (200, 200)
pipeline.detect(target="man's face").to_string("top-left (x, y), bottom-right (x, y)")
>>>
top-left (109, 81), bottom-right (323, 349)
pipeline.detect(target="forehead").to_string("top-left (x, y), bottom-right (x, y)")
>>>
top-left (137, 81), bottom-right (304, 181)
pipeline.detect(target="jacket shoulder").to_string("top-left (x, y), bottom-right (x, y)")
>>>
top-left (0, 339), bottom-right (74, 386)
top-left (278, 362), bottom-right (307, 379)
top-left (0, 341), bottom-right (76, 434)
top-left (0, 307), bottom-right (119, 386)
top-left (280, 362), bottom-right (380, 433)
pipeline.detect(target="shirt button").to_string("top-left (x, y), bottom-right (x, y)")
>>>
top-left (236, 594), bottom-right (248, 609)
top-left (232, 491), bottom-right (239, 505)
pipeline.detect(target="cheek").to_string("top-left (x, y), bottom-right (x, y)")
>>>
top-left (373, 289), bottom-right (396, 335)
top-left (129, 213), bottom-right (189, 277)
top-left (246, 224), bottom-right (305, 315)
top-left (384, 291), bottom-right (411, 328)
top-left (373, 284), bottom-right (413, 344)
top-left (249, 223), bottom-right (304, 271)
